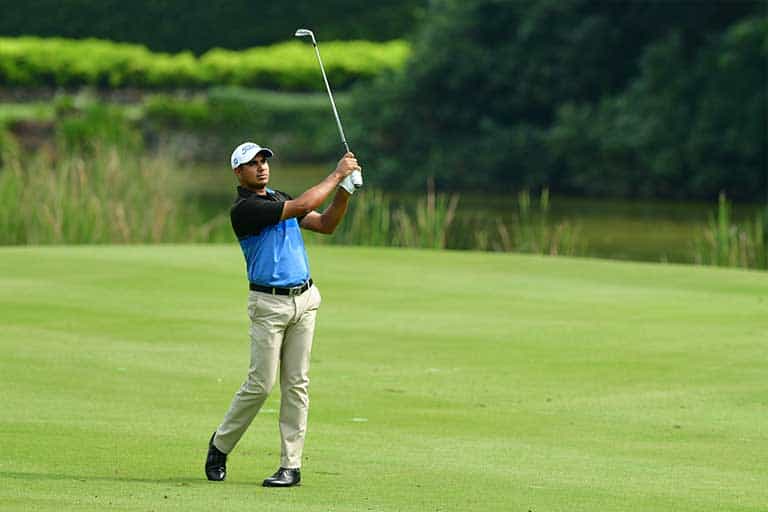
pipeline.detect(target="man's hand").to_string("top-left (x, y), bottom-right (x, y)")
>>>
top-left (336, 152), bottom-right (362, 195)
top-left (335, 152), bottom-right (361, 179)
top-left (281, 152), bottom-right (362, 220)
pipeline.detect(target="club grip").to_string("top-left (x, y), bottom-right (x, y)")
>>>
top-left (350, 170), bottom-right (363, 188)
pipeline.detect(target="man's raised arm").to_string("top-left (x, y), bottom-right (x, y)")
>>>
top-left (280, 152), bottom-right (360, 220)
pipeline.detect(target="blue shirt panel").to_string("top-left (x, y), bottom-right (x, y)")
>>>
top-left (239, 217), bottom-right (310, 287)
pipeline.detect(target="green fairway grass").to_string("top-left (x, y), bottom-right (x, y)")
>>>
top-left (1, 245), bottom-right (766, 511)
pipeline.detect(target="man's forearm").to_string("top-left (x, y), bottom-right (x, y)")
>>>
top-left (318, 189), bottom-right (351, 234)
top-left (293, 172), bottom-right (345, 214)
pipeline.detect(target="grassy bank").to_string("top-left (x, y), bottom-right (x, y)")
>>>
top-left (1, 245), bottom-right (767, 511)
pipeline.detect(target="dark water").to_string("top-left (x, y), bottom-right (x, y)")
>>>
top-left (188, 163), bottom-right (764, 264)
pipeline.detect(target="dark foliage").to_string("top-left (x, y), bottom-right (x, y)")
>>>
top-left (0, 0), bottom-right (426, 54)
top-left (349, 0), bottom-right (766, 200)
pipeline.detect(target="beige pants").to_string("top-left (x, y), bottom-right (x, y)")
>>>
top-left (214, 284), bottom-right (321, 469)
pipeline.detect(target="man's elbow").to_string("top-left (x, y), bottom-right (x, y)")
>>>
top-left (297, 202), bottom-right (315, 217)
top-left (317, 216), bottom-right (337, 234)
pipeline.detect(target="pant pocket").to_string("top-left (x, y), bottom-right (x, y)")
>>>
top-left (247, 292), bottom-right (262, 320)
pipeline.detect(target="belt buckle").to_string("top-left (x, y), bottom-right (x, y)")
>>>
top-left (288, 284), bottom-right (302, 297)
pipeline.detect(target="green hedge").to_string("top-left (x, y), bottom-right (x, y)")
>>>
top-left (0, 37), bottom-right (410, 90)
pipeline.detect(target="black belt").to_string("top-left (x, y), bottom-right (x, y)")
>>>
top-left (249, 279), bottom-right (313, 297)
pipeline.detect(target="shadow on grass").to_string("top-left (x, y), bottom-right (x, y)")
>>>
top-left (0, 470), bottom-right (255, 487)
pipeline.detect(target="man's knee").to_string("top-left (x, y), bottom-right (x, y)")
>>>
top-left (240, 373), bottom-right (275, 398)
top-left (282, 372), bottom-right (309, 389)
top-left (281, 376), bottom-right (309, 406)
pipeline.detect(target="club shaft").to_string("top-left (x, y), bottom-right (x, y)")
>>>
top-left (312, 43), bottom-right (350, 153)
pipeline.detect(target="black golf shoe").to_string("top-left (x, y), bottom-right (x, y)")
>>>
top-left (262, 467), bottom-right (301, 487)
top-left (205, 432), bottom-right (227, 481)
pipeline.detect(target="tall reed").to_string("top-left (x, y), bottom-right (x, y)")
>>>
top-left (392, 178), bottom-right (459, 249)
top-left (307, 180), bottom-right (459, 250)
top-left (0, 146), bottom-right (25, 244)
top-left (693, 192), bottom-right (767, 270)
top-left (1, 139), bottom-right (585, 257)
top-left (0, 144), bottom-right (199, 244)
top-left (312, 184), bottom-right (583, 256)
top-left (330, 189), bottom-right (393, 247)
top-left (475, 188), bottom-right (583, 255)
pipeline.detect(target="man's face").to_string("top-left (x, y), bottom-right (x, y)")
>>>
top-left (235, 153), bottom-right (270, 191)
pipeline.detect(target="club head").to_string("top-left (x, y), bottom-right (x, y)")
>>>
top-left (294, 28), bottom-right (316, 44)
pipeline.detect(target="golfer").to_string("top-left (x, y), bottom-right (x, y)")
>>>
top-left (205, 141), bottom-right (361, 487)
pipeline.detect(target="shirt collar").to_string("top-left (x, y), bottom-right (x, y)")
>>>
top-left (237, 186), bottom-right (275, 199)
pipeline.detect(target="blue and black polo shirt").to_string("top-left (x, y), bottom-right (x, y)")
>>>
top-left (230, 186), bottom-right (310, 287)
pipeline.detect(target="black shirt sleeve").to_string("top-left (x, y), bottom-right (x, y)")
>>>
top-left (272, 190), bottom-right (310, 223)
top-left (230, 196), bottom-right (284, 239)
top-left (230, 189), bottom-right (311, 239)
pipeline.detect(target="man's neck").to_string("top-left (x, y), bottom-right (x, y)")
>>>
top-left (242, 184), bottom-right (268, 196)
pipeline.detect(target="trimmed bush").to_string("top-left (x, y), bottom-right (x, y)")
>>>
top-left (0, 37), bottom-right (201, 88)
top-left (200, 40), bottom-right (411, 90)
top-left (0, 37), bottom-right (410, 90)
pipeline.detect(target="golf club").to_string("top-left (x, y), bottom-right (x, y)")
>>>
top-left (295, 28), bottom-right (363, 188)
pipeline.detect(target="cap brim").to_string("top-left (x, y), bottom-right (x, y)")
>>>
top-left (244, 147), bottom-right (273, 160)
top-left (232, 146), bottom-right (274, 169)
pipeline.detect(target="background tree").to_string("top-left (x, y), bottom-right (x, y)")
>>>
top-left (349, 0), bottom-right (765, 200)
top-left (549, 17), bottom-right (767, 199)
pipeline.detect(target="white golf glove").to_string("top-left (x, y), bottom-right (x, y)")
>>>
top-left (339, 175), bottom-right (356, 195)
top-left (350, 169), bottom-right (363, 188)
top-left (339, 169), bottom-right (363, 194)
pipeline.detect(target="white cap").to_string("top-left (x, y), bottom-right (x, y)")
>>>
top-left (230, 142), bottom-right (274, 169)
